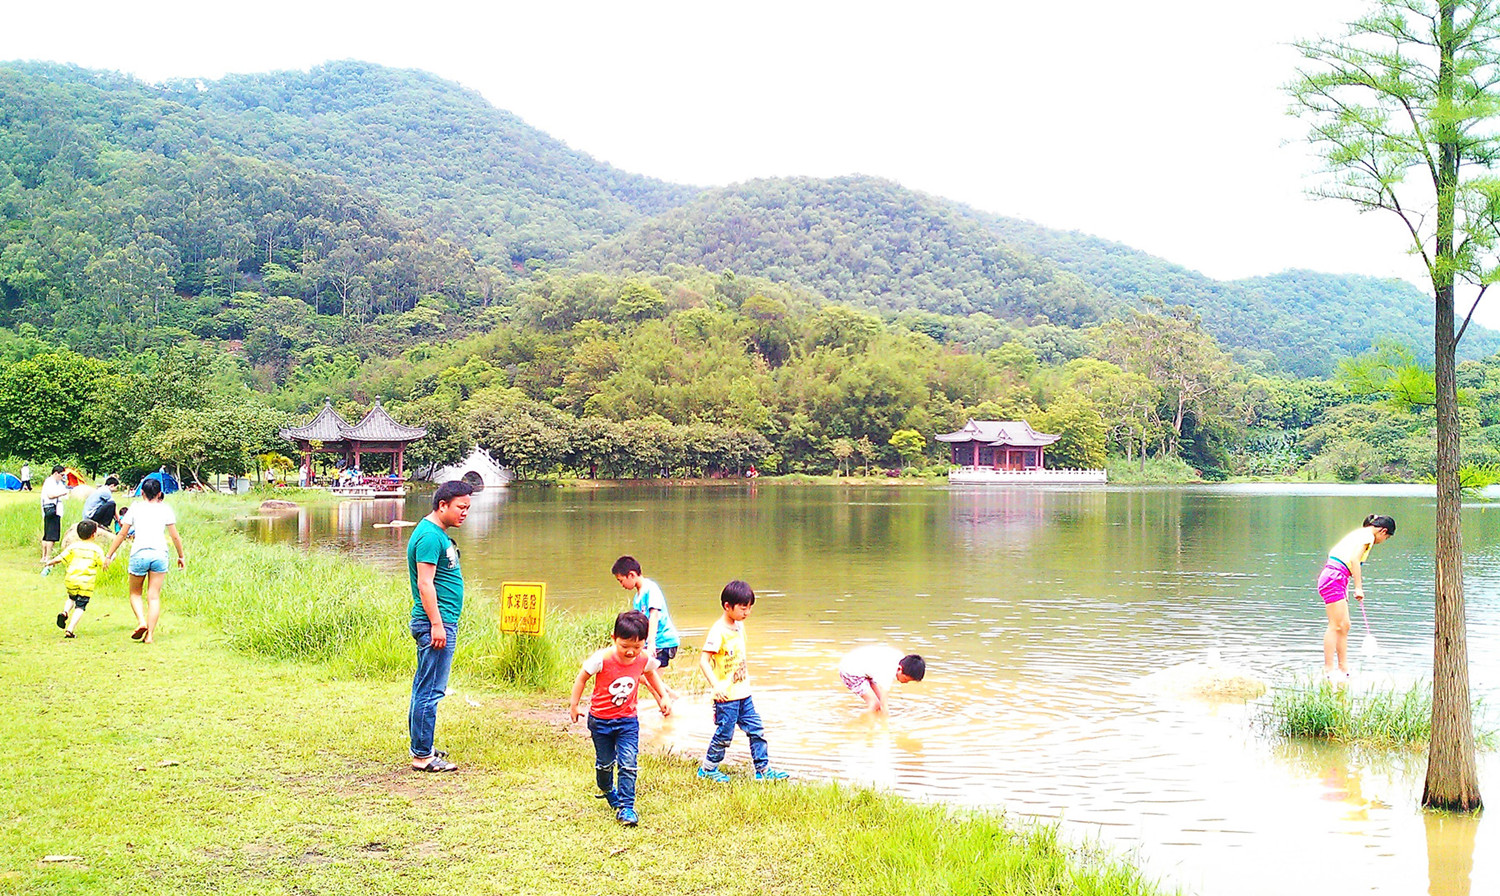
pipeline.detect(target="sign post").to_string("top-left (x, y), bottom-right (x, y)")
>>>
top-left (500, 582), bottom-right (546, 635)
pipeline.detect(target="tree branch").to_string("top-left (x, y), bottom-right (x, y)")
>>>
top-left (1456, 283), bottom-right (1489, 346)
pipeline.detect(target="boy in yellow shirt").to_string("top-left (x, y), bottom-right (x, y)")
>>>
top-left (42, 520), bottom-right (109, 638)
top-left (696, 580), bottom-right (789, 782)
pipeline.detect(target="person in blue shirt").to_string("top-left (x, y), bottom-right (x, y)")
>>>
top-left (407, 480), bottom-right (474, 772)
top-left (613, 555), bottom-right (681, 704)
top-left (82, 476), bottom-right (121, 530)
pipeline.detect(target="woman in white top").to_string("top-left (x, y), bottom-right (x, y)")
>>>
top-left (105, 478), bottom-right (187, 643)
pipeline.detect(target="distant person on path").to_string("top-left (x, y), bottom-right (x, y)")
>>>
top-left (39, 466), bottom-right (69, 562)
top-left (106, 478), bottom-right (187, 644)
top-left (42, 520), bottom-right (108, 638)
top-left (612, 555), bottom-right (682, 703)
top-left (569, 610), bottom-right (673, 827)
top-left (407, 480), bottom-right (474, 772)
top-left (83, 475), bottom-right (121, 530)
top-left (696, 580), bottom-right (789, 783)
top-left (1319, 514), bottom-right (1396, 677)
top-left (837, 645), bottom-right (925, 714)
top-left (19, 462), bottom-right (31, 490)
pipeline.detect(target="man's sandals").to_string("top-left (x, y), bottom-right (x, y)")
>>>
top-left (413, 750), bottom-right (457, 772)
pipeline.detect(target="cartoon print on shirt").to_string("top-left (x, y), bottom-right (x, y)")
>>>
top-left (607, 676), bottom-right (637, 706)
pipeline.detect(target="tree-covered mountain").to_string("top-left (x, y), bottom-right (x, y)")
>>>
top-left (0, 63), bottom-right (492, 363)
top-left (582, 175), bottom-right (1112, 327)
top-left (982, 216), bottom-right (1500, 373)
top-left (172, 60), bottom-right (699, 268)
top-left (1, 59), bottom-right (1492, 380)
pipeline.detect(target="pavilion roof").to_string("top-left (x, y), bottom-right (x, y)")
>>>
top-left (935, 419), bottom-right (1059, 448)
top-left (279, 400), bottom-right (354, 442)
top-left (347, 399), bottom-right (428, 442)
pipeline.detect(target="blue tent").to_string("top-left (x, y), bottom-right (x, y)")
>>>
top-left (0, 472), bottom-right (19, 491)
top-left (134, 470), bottom-right (181, 495)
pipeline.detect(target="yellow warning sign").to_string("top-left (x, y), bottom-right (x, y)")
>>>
top-left (500, 582), bottom-right (546, 635)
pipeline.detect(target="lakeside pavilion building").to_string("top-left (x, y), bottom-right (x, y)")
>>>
top-left (937, 419), bottom-right (1060, 471)
top-left (280, 399), bottom-right (427, 483)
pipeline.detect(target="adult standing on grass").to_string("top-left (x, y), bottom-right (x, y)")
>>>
top-left (105, 477), bottom-right (187, 644)
top-left (39, 466), bottom-right (68, 562)
top-left (408, 480), bottom-right (474, 772)
top-left (19, 462), bottom-right (31, 490)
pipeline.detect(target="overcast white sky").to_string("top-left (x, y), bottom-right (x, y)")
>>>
top-left (10, 1), bottom-right (1488, 322)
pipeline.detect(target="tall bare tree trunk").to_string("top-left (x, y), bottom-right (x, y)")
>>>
top-left (1424, 6), bottom-right (1481, 810)
top-left (1425, 271), bottom-right (1480, 810)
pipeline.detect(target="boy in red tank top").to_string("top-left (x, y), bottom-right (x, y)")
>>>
top-left (569, 610), bottom-right (673, 826)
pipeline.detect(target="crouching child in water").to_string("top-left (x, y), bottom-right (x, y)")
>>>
top-left (838, 644), bottom-right (925, 714)
top-left (42, 520), bottom-right (108, 638)
top-left (570, 610), bottom-right (673, 826)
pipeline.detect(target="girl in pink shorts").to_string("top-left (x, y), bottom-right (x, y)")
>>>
top-left (1318, 514), bottom-right (1395, 676)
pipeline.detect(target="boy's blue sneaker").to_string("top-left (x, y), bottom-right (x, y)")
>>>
top-left (755, 767), bottom-right (790, 781)
top-left (696, 767), bottom-right (731, 783)
top-left (595, 790), bottom-right (620, 808)
top-left (616, 807), bottom-right (638, 826)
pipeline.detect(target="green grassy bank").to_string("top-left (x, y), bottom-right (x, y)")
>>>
top-left (0, 491), bottom-right (1170, 896)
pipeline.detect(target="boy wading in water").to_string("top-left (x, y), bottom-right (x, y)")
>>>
top-left (612, 555), bottom-right (681, 703)
top-left (569, 610), bottom-right (673, 826)
top-left (696, 580), bottom-right (789, 783)
top-left (407, 480), bottom-right (474, 772)
top-left (1318, 514), bottom-right (1395, 678)
top-left (837, 644), bottom-right (925, 714)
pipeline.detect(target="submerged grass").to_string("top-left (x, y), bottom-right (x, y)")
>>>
top-left (1264, 677), bottom-right (1494, 747)
top-left (0, 490), bottom-right (1174, 895)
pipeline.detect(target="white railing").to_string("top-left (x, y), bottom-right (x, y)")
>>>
top-left (948, 466), bottom-right (1107, 484)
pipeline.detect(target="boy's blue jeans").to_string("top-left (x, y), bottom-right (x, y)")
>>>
top-left (588, 715), bottom-right (640, 809)
top-left (409, 617), bottom-right (458, 759)
top-left (703, 695), bottom-right (770, 773)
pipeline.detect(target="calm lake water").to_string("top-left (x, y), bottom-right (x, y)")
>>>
top-left (241, 483), bottom-right (1500, 896)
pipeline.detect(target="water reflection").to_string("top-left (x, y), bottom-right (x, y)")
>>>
top-left (1426, 811), bottom-right (1478, 896)
top-left (240, 484), bottom-right (1500, 896)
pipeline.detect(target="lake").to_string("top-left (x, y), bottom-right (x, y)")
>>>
top-left (241, 482), bottom-right (1500, 896)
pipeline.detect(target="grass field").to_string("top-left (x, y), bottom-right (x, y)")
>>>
top-left (0, 490), bottom-right (1170, 896)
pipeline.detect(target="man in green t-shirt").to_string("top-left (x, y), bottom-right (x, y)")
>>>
top-left (407, 480), bottom-right (474, 772)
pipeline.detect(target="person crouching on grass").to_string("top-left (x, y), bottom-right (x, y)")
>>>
top-left (569, 610), bottom-right (673, 826)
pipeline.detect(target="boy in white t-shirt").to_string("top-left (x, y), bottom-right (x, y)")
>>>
top-left (837, 644), bottom-right (925, 714)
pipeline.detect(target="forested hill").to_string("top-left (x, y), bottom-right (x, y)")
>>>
top-left (1, 59), bottom-right (1491, 378)
top-left (983, 216), bottom-right (1500, 373)
top-left (173, 61), bottom-right (699, 267)
top-left (582, 176), bottom-right (1112, 327)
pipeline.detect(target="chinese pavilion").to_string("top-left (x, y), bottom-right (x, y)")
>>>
top-left (937, 419), bottom-right (1059, 470)
top-left (280, 399), bottom-right (427, 482)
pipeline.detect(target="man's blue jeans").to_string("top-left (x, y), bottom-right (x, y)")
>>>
top-left (702, 695), bottom-right (769, 773)
top-left (588, 715), bottom-right (640, 809)
top-left (409, 617), bottom-right (458, 759)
